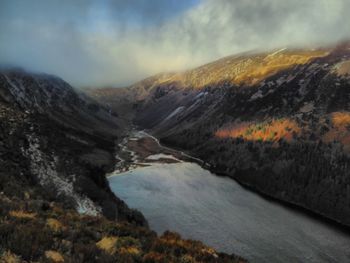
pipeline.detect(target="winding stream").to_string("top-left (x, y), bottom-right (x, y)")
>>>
top-left (108, 134), bottom-right (350, 262)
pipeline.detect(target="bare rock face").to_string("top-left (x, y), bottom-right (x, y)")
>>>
top-left (91, 42), bottom-right (350, 226)
top-left (0, 69), bottom-right (146, 225)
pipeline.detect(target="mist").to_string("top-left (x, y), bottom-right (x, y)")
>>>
top-left (0, 0), bottom-right (349, 87)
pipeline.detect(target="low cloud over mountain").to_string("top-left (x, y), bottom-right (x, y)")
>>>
top-left (0, 0), bottom-right (349, 87)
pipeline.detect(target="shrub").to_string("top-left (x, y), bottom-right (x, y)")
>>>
top-left (0, 222), bottom-right (53, 261)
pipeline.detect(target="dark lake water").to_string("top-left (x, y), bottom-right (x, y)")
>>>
top-left (109, 162), bottom-right (350, 262)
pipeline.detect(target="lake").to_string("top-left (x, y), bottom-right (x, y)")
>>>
top-left (109, 159), bottom-right (350, 262)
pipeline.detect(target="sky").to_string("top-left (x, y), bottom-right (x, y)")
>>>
top-left (0, 0), bottom-right (350, 88)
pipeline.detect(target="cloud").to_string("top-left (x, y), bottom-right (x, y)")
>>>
top-left (0, 0), bottom-right (349, 87)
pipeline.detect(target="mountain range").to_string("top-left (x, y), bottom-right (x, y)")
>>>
top-left (90, 41), bottom-right (350, 227)
top-left (2, 40), bottom-right (350, 261)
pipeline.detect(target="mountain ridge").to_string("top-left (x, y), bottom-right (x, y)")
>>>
top-left (90, 41), bottom-right (350, 227)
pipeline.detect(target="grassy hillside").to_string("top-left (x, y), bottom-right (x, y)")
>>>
top-left (0, 194), bottom-right (245, 263)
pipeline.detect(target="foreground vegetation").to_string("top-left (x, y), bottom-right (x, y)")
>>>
top-left (0, 193), bottom-right (246, 263)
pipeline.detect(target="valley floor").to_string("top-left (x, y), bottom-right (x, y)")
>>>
top-left (111, 130), bottom-right (201, 175)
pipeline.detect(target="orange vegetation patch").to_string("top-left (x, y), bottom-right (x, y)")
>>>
top-left (143, 252), bottom-right (166, 262)
top-left (155, 232), bottom-right (219, 258)
top-left (0, 251), bottom-right (21, 263)
top-left (323, 112), bottom-right (350, 151)
top-left (44, 250), bottom-right (64, 263)
top-left (331, 112), bottom-right (350, 128)
top-left (215, 119), bottom-right (301, 142)
top-left (46, 218), bottom-right (65, 232)
top-left (9, 210), bottom-right (36, 219)
top-left (119, 246), bottom-right (141, 255)
top-left (96, 236), bottom-right (118, 255)
top-left (96, 236), bottom-right (141, 256)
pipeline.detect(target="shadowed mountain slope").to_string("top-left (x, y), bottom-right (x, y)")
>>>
top-left (0, 68), bottom-right (143, 221)
top-left (90, 42), bottom-right (350, 226)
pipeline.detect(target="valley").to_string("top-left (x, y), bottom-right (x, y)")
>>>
top-left (0, 69), bottom-right (243, 262)
top-left (2, 1), bottom-right (350, 262)
top-left (1, 42), bottom-right (350, 263)
top-left (108, 131), bottom-right (350, 263)
top-left (91, 42), bottom-right (350, 228)
top-left (112, 130), bottom-right (203, 175)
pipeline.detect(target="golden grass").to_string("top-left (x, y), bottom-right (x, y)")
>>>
top-left (96, 236), bottom-right (118, 255)
top-left (119, 246), bottom-right (141, 255)
top-left (0, 195), bottom-right (245, 262)
top-left (143, 252), bottom-right (165, 262)
top-left (335, 60), bottom-right (350, 76)
top-left (143, 49), bottom-right (329, 89)
top-left (215, 119), bottom-right (301, 142)
top-left (8, 210), bottom-right (36, 219)
top-left (0, 251), bottom-right (21, 263)
top-left (232, 51), bottom-right (328, 86)
top-left (44, 250), bottom-right (64, 263)
top-left (46, 218), bottom-right (65, 232)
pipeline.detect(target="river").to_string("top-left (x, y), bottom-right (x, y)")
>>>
top-left (108, 135), bottom-right (350, 262)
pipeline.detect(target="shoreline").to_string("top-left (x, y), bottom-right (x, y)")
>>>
top-left (211, 167), bottom-right (350, 232)
top-left (116, 129), bottom-right (350, 233)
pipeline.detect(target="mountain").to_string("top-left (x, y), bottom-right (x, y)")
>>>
top-left (0, 68), bottom-right (245, 262)
top-left (90, 42), bottom-right (350, 227)
top-left (0, 68), bottom-right (143, 222)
